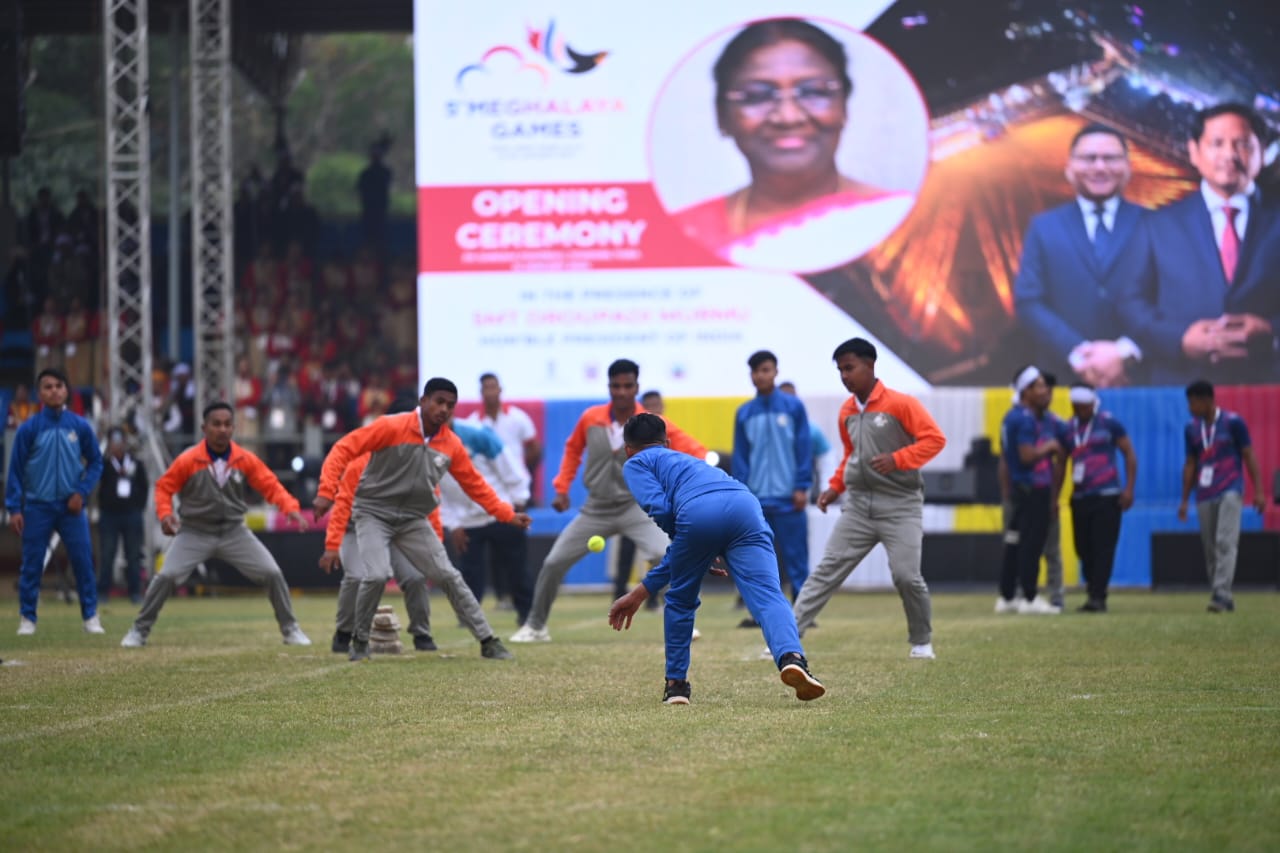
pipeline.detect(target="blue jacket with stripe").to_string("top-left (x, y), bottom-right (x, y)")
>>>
top-left (5, 407), bottom-right (103, 510)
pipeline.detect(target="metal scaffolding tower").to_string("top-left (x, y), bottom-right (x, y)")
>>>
top-left (103, 0), bottom-right (155, 439)
top-left (189, 0), bottom-right (234, 409)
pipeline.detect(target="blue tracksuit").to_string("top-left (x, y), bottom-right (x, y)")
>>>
top-left (5, 406), bottom-right (103, 621)
top-left (622, 446), bottom-right (805, 680)
top-left (732, 391), bottom-right (812, 595)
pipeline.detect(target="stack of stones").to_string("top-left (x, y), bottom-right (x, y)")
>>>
top-left (369, 605), bottom-right (403, 654)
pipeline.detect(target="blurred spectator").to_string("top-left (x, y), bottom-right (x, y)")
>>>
top-left (241, 243), bottom-right (282, 308)
top-left (7, 383), bottom-right (38, 428)
top-left (234, 165), bottom-right (266, 272)
top-left (274, 183), bottom-right (319, 257)
top-left (62, 296), bottom-right (96, 388)
top-left (350, 244), bottom-right (381, 297)
top-left (357, 137), bottom-right (392, 256)
top-left (97, 428), bottom-right (148, 604)
top-left (23, 186), bottom-right (64, 289)
top-left (279, 240), bottom-right (314, 299)
top-left (357, 372), bottom-right (392, 424)
top-left (233, 355), bottom-right (263, 448)
top-left (32, 296), bottom-right (64, 376)
top-left (640, 389), bottom-right (664, 415)
top-left (4, 247), bottom-right (35, 328)
top-left (67, 190), bottom-right (100, 293)
top-left (47, 232), bottom-right (88, 309)
top-left (262, 364), bottom-right (302, 469)
top-left (466, 372), bottom-right (542, 504)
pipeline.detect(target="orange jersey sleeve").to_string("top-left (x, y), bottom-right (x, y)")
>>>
top-left (237, 446), bottom-right (301, 514)
top-left (317, 415), bottom-right (408, 501)
top-left (442, 431), bottom-right (515, 523)
top-left (826, 397), bottom-right (859, 494)
top-left (154, 446), bottom-right (201, 521)
top-left (551, 408), bottom-right (594, 496)
top-left (662, 417), bottom-right (707, 459)
top-left (885, 391), bottom-right (946, 471)
top-left (324, 453), bottom-right (369, 551)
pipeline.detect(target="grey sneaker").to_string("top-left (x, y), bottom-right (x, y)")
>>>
top-left (282, 625), bottom-right (312, 646)
top-left (348, 640), bottom-right (371, 662)
top-left (480, 636), bottom-right (514, 660)
top-left (120, 627), bottom-right (146, 648)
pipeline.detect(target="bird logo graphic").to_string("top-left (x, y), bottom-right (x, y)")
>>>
top-left (455, 19), bottom-right (608, 89)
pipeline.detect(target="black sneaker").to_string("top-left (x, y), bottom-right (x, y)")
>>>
top-left (1078, 599), bottom-right (1107, 613)
top-left (348, 639), bottom-right (371, 662)
top-left (737, 617), bottom-right (760, 629)
top-left (480, 636), bottom-right (514, 660)
top-left (413, 633), bottom-right (438, 652)
top-left (1207, 597), bottom-right (1235, 613)
top-left (662, 679), bottom-right (691, 705)
top-left (331, 630), bottom-right (352, 654)
top-left (778, 653), bottom-right (825, 701)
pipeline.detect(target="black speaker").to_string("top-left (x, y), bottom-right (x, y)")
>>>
top-left (923, 468), bottom-right (979, 504)
top-left (0, 4), bottom-right (23, 158)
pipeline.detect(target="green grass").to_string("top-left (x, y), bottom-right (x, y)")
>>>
top-left (2, 590), bottom-right (1278, 851)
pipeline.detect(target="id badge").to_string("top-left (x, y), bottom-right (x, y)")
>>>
top-left (1072, 462), bottom-right (1085, 484)
top-left (116, 478), bottom-right (132, 499)
top-left (1198, 465), bottom-right (1214, 489)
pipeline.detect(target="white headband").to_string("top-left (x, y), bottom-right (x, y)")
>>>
top-left (1069, 386), bottom-right (1098, 406)
top-left (1014, 366), bottom-right (1041, 396)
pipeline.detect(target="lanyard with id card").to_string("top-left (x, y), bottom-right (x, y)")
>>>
top-left (1198, 410), bottom-right (1219, 490)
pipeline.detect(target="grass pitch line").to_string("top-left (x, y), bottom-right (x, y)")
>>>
top-left (0, 663), bottom-right (342, 745)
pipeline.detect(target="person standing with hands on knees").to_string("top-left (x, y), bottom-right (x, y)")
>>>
top-left (1178, 380), bottom-right (1267, 613)
top-left (6, 367), bottom-right (104, 636)
top-left (121, 402), bottom-right (313, 648)
top-left (609, 413), bottom-right (824, 705)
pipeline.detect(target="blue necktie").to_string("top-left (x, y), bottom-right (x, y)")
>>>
top-left (1092, 204), bottom-right (1111, 259)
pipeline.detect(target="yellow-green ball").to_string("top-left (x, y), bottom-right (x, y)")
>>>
top-left (587, 535), bottom-right (606, 553)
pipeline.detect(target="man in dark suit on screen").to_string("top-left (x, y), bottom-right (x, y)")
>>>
top-left (1118, 103), bottom-right (1280, 384)
top-left (1015, 124), bottom-right (1146, 387)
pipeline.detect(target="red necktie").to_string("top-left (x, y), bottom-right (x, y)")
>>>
top-left (1220, 205), bottom-right (1240, 284)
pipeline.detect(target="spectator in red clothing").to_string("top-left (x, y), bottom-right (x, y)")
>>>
top-left (333, 307), bottom-right (369, 353)
top-left (318, 259), bottom-right (351, 302)
top-left (233, 355), bottom-right (263, 448)
top-left (357, 372), bottom-right (392, 425)
top-left (241, 243), bottom-right (281, 307)
top-left (279, 239), bottom-right (313, 299)
top-left (62, 296), bottom-right (96, 388)
top-left (349, 244), bottom-right (381, 297)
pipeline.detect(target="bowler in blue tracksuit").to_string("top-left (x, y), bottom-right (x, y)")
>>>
top-left (5, 368), bottom-right (104, 629)
top-left (609, 413), bottom-right (824, 704)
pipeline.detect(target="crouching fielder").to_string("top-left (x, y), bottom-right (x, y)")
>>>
top-left (792, 338), bottom-right (945, 659)
top-left (608, 414), bottom-right (824, 705)
top-left (121, 402), bottom-right (311, 647)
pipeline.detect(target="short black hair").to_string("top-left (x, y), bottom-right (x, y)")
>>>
top-left (640, 390), bottom-right (663, 401)
top-left (623, 412), bottom-right (667, 446)
top-left (422, 377), bottom-right (458, 397)
top-left (832, 337), bottom-right (876, 362)
top-left (747, 350), bottom-right (777, 370)
top-left (608, 358), bottom-right (640, 379)
top-left (387, 393), bottom-right (419, 415)
top-left (202, 401), bottom-right (234, 422)
top-left (1042, 371), bottom-right (1058, 390)
top-left (479, 372), bottom-right (498, 385)
top-left (1185, 379), bottom-right (1215, 400)
top-left (714, 18), bottom-right (852, 126)
top-left (1070, 122), bottom-right (1128, 153)
top-left (36, 367), bottom-right (69, 387)
top-left (1190, 103), bottom-right (1268, 144)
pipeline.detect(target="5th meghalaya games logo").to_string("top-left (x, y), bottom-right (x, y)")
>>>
top-left (455, 18), bottom-right (609, 89)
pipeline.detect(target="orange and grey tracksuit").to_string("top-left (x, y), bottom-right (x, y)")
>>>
top-left (792, 381), bottom-right (945, 646)
top-left (131, 440), bottom-right (304, 638)
top-left (326, 452), bottom-right (440, 640)
top-left (525, 404), bottom-right (706, 632)
top-left (318, 411), bottom-right (513, 644)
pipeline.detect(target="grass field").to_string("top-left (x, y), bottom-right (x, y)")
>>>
top-left (1, 588), bottom-right (1278, 852)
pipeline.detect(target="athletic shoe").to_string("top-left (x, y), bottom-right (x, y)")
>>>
top-left (1078, 599), bottom-right (1107, 613)
top-left (737, 617), bottom-right (760, 629)
top-left (120, 627), bottom-right (146, 647)
top-left (282, 625), bottom-right (312, 646)
top-left (1207, 597), bottom-right (1235, 613)
top-left (480, 637), bottom-right (514, 660)
top-left (348, 640), bottom-right (371, 662)
top-left (1049, 595), bottom-right (1065, 610)
top-left (17, 617), bottom-right (35, 636)
top-left (509, 624), bottom-right (551, 643)
top-left (1017, 596), bottom-right (1061, 615)
top-left (691, 627), bottom-right (702, 641)
top-left (778, 654), bottom-right (825, 701)
top-left (994, 596), bottom-right (1020, 614)
top-left (83, 615), bottom-right (105, 634)
top-left (758, 646), bottom-right (773, 661)
top-left (909, 643), bottom-right (936, 660)
top-left (412, 634), bottom-right (438, 652)
top-left (331, 630), bottom-right (352, 653)
top-left (662, 679), bottom-right (691, 705)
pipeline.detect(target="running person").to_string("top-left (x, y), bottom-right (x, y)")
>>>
top-left (121, 402), bottom-right (312, 647)
top-left (609, 414), bottom-right (824, 704)
top-left (313, 378), bottom-right (529, 661)
top-left (511, 359), bottom-right (706, 643)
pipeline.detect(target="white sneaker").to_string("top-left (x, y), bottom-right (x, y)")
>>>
top-left (994, 597), bottom-right (1019, 614)
top-left (83, 615), bottom-right (105, 634)
top-left (509, 624), bottom-right (551, 643)
top-left (691, 627), bottom-right (702, 641)
top-left (282, 625), bottom-right (312, 646)
top-left (17, 617), bottom-right (36, 636)
top-left (1017, 596), bottom-right (1061, 615)
top-left (758, 646), bottom-right (773, 660)
top-left (120, 627), bottom-right (146, 647)
top-left (909, 643), bottom-right (936, 659)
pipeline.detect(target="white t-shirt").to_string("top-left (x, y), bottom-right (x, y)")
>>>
top-left (466, 405), bottom-right (537, 477)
